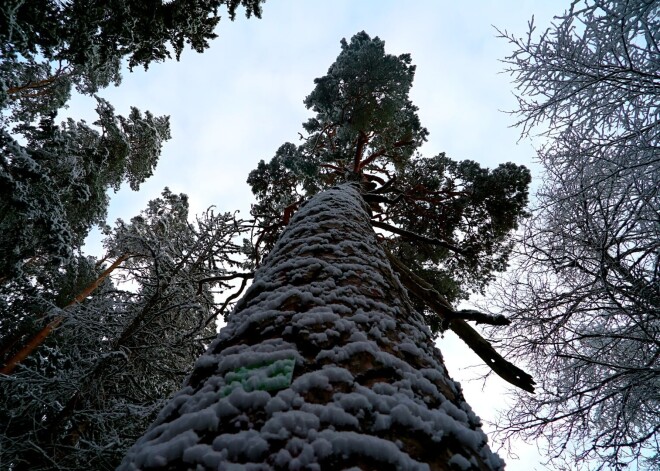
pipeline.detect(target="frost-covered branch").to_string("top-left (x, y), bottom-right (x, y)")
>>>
top-left (0, 191), bottom-right (251, 470)
top-left (196, 272), bottom-right (254, 295)
top-left (1, 254), bottom-right (130, 375)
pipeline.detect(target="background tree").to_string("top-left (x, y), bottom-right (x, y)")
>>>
top-left (0, 99), bottom-right (170, 279)
top-left (1, 0), bottom-right (264, 128)
top-left (0, 190), bottom-right (250, 470)
top-left (488, 1), bottom-right (659, 469)
top-left (0, 0), bottom-right (264, 279)
top-left (1, 3), bottom-right (265, 468)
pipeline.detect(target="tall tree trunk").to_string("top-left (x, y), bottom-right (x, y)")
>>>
top-left (118, 183), bottom-right (503, 470)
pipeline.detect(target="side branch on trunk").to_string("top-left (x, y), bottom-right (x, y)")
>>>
top-left (372, 220), bottom-right (466, 255)
top-left (363, 192), bottom-right (402, 206)
top-left (203, 276), bottom-right (251, 328)
top-left (7, 68), bottom-right (71, 97)
top-left (452, 309), bottom-right (510, 326)
top-left (385, 249), bottom-right (535, 393)
top-left (369, 175), bottom-right (398, 194)
top-left (196, 272), bottom-right (255, 295)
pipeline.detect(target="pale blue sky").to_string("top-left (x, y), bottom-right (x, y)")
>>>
top-left (66, 1), bottom-right (567, 468)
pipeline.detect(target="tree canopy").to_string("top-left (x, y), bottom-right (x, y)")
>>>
top-left (248, 31), bottom-right (531, 310)
top-left (246, 32), bottom-right (534, 393)
top-left (1, 0), bottom-right (264, 127)
top-left (0, 99), bottom-right (170, 278)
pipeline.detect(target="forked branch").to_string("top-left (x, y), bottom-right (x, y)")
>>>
top-left (357, 139), bottom-right (415, 171)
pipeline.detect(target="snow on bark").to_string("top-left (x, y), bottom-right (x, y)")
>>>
top-left (118, 182), bottom-right (502, 470)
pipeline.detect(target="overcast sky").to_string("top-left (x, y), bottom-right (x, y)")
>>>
top-left (66, 1), bottom-right (567, 468)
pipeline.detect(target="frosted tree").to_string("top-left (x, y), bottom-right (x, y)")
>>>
top-left (0, 0), bottom-right (264, 280)
top-left (488, 1), bottom-right (659, 469)
top-left (0, 99), bottom-right (170, 279)
top-left (118, 32), bottom-right (532, 470)
top-left (496, 0), bottom-right (658, 163)
top-left (0, 190), bottom-right (250, 470)
top-left (247, 32), bottom-right (533, 386)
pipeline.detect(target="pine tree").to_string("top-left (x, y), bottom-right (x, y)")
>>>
top-left (118, 32), bottom-right (532, 470)
top-left (247, 32), bottom-right (533, 387)
top-left (1, 0), bottom-right (264, 128)
top-left (247, 32), bottom-right (531, 310)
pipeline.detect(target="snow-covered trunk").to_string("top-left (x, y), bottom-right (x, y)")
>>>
top-left (118, 183), bottom-right (502, 471)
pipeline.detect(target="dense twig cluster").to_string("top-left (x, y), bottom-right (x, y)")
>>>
top-left (490, 1), bottom-right (659, 468)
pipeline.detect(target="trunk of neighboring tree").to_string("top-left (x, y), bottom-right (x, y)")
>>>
top-left (118, 183), bottom-right (503, 470)
top-left (0, 254), bottom-right (129, 375)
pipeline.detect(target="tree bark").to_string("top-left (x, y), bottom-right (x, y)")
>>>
top-left (118, 183), bottom-right (503, 470)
